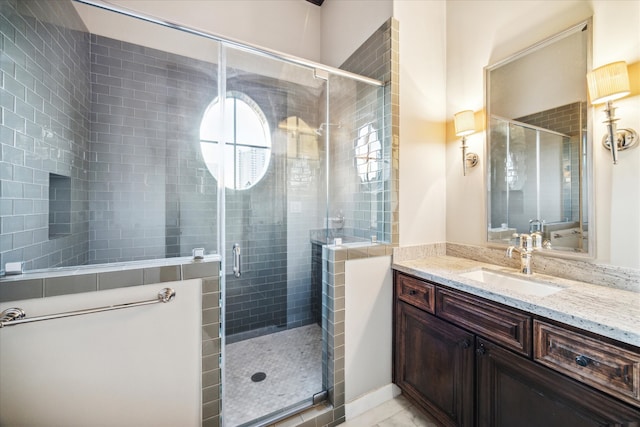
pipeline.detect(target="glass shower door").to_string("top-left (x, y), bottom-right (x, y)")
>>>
top-left (215, 45), bottom-right (328, 427)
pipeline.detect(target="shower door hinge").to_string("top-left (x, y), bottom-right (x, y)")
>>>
top-left (312, 390), bottom-right (328, 405)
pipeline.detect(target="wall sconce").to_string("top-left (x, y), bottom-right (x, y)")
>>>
top-left (586, 61), bottom-right (637, 164)
top-left (454, 110), bottom-right (479, 176)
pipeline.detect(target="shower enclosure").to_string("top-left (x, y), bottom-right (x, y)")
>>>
top-left (0, 1), bottom-right (388, 425)
top-left (488, 115), bottom-right (586, 251)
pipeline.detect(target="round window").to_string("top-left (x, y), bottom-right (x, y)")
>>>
top-left (199, 91), bottom-right (271, 190)
top-left (354, 123), bottom-right (382, 183)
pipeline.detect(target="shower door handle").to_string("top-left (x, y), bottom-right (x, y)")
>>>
top-left (232, 243), bottom-right (241, 278)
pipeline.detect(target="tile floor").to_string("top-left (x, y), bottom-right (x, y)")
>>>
top-left (338, 395), bottom-right (439, 427)
top-left (224, 323), bottom-right (438, 427)
top-left (224, 324), bottom-right (323, 426)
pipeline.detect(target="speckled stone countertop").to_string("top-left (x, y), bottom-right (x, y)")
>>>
top-left (393, 255), bottom-right (640, 348)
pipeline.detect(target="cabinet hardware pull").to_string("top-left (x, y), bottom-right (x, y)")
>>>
top-left (408, 289), bottom-right (417, 296)
top-left (476, 344), bottom-right (486, 355)
top-left (575, 355), bottom-right (591, 367)
top-left (461, 339), bottom-right (470, 349)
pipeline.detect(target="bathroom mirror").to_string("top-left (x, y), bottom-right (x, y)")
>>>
top-left (485, 19), bottom-right (593, 255)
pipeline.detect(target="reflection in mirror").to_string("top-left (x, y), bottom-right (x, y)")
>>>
top-left (486, 19), bottom-right (592, 255)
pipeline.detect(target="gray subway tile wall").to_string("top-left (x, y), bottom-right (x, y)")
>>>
top-left (333, 19), bottom-right (395, 246)
top-left (1, 0), bottom-right (92, 271)
top-left (222, 76), bottom-right (320, 337)
top-left (87, 33), bottom-right (219, 265)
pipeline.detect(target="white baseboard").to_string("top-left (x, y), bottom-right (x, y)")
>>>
top-left (345, 383), bottom-right (401, 420)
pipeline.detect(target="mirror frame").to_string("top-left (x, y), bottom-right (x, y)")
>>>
top-left (484, 18), bottom-right (595, 259)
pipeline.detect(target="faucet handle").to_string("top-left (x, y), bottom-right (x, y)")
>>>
top-left (520, 233), bottom-right (533, 251)
top-left (530, 232), bottom-right (543, 249)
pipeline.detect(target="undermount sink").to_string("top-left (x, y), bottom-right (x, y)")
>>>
top-left (459, 269), bottom-right (564, 297)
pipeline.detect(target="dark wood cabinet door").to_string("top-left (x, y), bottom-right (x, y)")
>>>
top-left (395, 301), bottom-right (474, 427)
top-left (476, 338), bottom-right (640, 427)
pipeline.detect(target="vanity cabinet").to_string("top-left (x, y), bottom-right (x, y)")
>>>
top-left (393, 271), bottom-right (640, 426)
top-left (534, 320), bottom-right (640, 408)
top-left (476, 337), bottom-right (640, 426)
top-left (396, 301), bottom-right (474, 427)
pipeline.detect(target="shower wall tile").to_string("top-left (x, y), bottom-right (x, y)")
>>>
top-left (183, 261), bottom-right (219, 280)
top-left (143, 265), bottom-right (181, 284)
top-left (88, 34), bottom-right (218, 265)
top-left (200, 265), bottom-right (221, 426)
top-left (44, 273), bottom-right (97, 297)
top-left (0, 0), bottom-right (91, 272)
top-left (97, 269), bottom-right (143, 290)
top-left (327, 18), bottom-right (396, 247)
top-left (0, 277), bottom-right (43, 302)
top-left (222, 81), bottom-right (321, 336)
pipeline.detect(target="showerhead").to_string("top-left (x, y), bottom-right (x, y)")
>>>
top-left (315, 122), bottom-right (342, 135)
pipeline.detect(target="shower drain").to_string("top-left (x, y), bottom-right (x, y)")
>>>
top-left (251, 372), bottom-right (267, 382)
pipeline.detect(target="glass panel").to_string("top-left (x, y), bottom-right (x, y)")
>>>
top-left (221, 45), bottom-right (328, 427)
top-left (504, 124), bottom-right (535, 232)
top-left (327, 75), bottom-right (387, 244)
top-left (538, 131), bottom-right (564, 224)
top-left (488, 117), bottom-right (585, 250)
top-left (0, 1), bottom-right (220, 270)
top-left (488, 117), bottom-right (510, 237)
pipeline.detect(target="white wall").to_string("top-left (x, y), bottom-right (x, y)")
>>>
top-left (73, 1), bottom-right (219, 62)
top-left (445, 0), bottom-right (640, 268)
top-left (75, 0), bottom-right (321, 62)
top-left (320, 0), bottom-right (392, 67)
top-left (345, 256), bottom-right (393, 406)
top-left (0, 280), bottom-right (202, 426)
top-left (489, 28), bottom-right (587, 119)
top-left (394, 1), bottom-right (448, 247)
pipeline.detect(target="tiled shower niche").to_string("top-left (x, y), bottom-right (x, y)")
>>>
top-left (48, 173), bottom-right (71, 238)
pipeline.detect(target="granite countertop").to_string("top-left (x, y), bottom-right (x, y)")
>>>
top-left (392, 255), bottom-right (640, 348)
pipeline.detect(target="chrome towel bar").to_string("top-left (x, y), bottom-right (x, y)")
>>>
top-left (0, 287), bottom-right (176, 328)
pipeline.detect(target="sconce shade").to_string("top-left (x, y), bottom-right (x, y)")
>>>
top-left (454, 110), bottom-right (475, 136)
top-left (586, 61), bottom-right (630, 104)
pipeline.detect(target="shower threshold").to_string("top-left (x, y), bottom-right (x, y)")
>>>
top-left (234, 393), bottom-right (329, 427)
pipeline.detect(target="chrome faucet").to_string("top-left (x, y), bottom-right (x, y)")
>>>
top-left (529, 219), bottom-right (542, 234)
top-left (507, 233), bottom-right (534, 275)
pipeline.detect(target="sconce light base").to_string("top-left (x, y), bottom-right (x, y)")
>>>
top-left (601, 128), bottom-right (638, 153)
top-left (465, 152), bottom-right (479, 169)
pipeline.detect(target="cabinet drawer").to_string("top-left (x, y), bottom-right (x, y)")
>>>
top-left (396, 273), bottom-right (435, 314)
top-left (534, 320), bottom-right (640, 408)
top-left (436, 288), bottom-right (531, 356)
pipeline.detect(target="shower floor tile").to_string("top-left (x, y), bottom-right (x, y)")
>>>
top-left (224, 323), bottom-right (323, 427)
